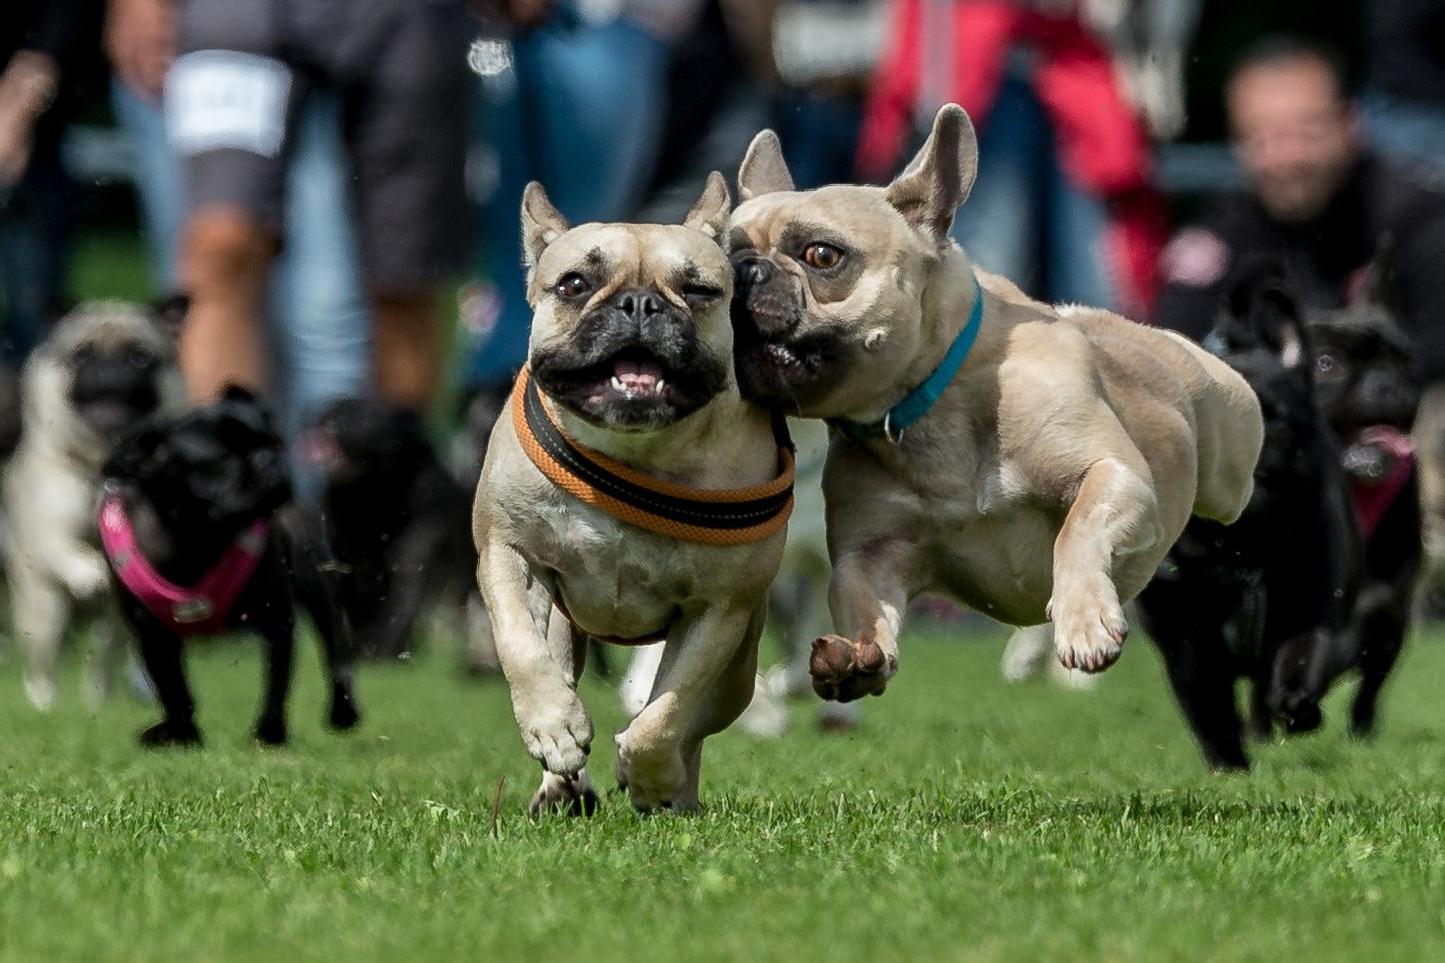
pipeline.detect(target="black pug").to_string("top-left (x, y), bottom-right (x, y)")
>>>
top-left (100, 386), bottom-right (361, 747)
top-left (1138, 262), bottom-right (1361, 770)
top-left (1306, 271), bottom-right (1423, 737)
top-left (298, 398), bottom-right (477, 661)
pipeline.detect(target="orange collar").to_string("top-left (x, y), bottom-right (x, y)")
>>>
top-left (512, 366), bottom-right (795, 546)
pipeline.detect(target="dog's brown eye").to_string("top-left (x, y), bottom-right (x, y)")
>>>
top-left (1316, 354), bottom-right (1346, 379)
top-left (802, 243), bottom-right (843, 270)
top-left (554, 273), bottom-right (591, 299)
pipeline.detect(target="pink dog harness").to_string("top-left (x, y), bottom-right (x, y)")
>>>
top-left (98, 495), bottom-right (269, 635)
top-left (1348, 426), bottom-right (1416, 542)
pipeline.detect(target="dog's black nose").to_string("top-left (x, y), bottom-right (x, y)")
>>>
top-left (612, 288), bottom-right (665, 321)
top-left (736, 257), bottom-right (774, 287)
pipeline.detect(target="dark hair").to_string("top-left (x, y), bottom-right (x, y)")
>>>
top-left (1228, 35), bottom-right (1351, 101)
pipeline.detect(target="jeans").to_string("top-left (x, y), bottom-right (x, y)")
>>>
top-left (775, 89), bottom-right (864, 191)
top-left (112, 82), bottom-right (369, 439)
top-left (0, 136), bottom-right (70, 363)
top-left (951, 75), bottom-right (1119, 311)
top-left (461, 14), bottom-right (672, 391)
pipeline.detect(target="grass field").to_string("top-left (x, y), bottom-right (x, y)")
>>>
top-left (3, 622), bottom-right (1445, 962)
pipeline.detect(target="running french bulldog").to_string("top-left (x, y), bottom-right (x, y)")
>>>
top-left (474, 173), bottom-right (794, 814)
top-left (728, 104), bottom-right (1264, 702)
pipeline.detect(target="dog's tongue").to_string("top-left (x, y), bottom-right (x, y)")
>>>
top-left (614, 357), bottom-right (663, 391)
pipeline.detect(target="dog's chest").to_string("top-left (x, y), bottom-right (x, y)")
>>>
top-left (521, 495), bottom-right (763, 639)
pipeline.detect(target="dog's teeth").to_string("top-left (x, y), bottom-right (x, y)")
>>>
top-left (655, 379), bottom-right (666, 395)
top-left (611, 375), bottom-right (626, 392)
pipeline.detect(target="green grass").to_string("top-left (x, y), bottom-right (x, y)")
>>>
top-left (2, 623), bottom-right (1445, 962)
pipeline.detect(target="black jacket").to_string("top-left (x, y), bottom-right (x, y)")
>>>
top-left (1155, 154), bottom-right (1445, 382)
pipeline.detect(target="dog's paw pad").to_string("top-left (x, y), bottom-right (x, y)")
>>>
top-left (809, 634), bottom-right (893, 702)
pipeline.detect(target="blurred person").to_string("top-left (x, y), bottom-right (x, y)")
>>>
top-left (1154, 37), bottom-right (1445, 614)
top-left (0, 0), bottom-right (103, 363)
top-left (1363, 0), bottom-right (1445, 187)
top-left (167, 0), bottom-right (471, 411)
top-left (770, 0), bottom-right (884, 190)
top-left (105, 0), bottom-right (370, 440)
top-left (459, 0), bottom-right (705, 417)
top-left (1154, 37), bottom-right (1445, 377)
top-left (855, 0), bottom-right (1177, 317)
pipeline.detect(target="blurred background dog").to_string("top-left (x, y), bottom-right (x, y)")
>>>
top-left (1304, 261), bottom-right (1423, 736)
top-left (298, 397), bottom-right (485, 667)
top-left (101, 387), bottom-right (360, 746)
top-left (3, 299), bottom-right (184, 709)
top-left (1138, 262), bottom-right (1359, 769)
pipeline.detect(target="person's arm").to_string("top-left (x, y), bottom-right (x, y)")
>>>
top-left (0, 53), bottom-right (61, 186)
top-left (105, 0), bottom-right (176, 100)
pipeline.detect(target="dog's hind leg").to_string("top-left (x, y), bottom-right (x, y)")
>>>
top-left (85, 611), bottom-right (127, 709)
top-left (254, 617), bottom-right (296, 746)
top-left (135, 629), bottom-right (201, 746)
top-left (1158, 638), bottom-right (1248, 770)
top-left (304, 585), bottom-right (361, 731)
top-left (1349, 584), bottom-right (1411, 738)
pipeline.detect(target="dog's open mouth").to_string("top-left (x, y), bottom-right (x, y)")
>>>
top-left (598, 352), bottom-right (671, 404)
top-left (533, 344), bottom-right (723, 430)
top-left (76, 396), bottom-right (155, 434)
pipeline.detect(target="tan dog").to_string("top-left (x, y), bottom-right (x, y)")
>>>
top-left (474, 173), bottom-right (791, 814)
top-left (4, 300), bottom-right (186, 709)
top-left (728, 104), bottom-right (1264, 701)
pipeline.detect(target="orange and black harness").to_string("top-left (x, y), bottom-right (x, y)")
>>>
top-left (511, 366), bottom-right (795, 644)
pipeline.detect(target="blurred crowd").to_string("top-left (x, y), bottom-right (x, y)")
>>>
top-left (3, 0), bottom-right (1445, 442)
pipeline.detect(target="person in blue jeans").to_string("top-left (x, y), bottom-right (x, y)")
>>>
top-left (460, 1), bottom-right (694, 400)
top-left (105, 0), bottom-right (368, 444)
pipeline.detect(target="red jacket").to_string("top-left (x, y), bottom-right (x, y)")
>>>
top-left (856, 1), bottom-right (1164, 312)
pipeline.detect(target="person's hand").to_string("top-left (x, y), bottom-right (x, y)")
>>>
top-left (0, 52), bottom-right (59, 187)
top-left (105, 0), bottom-right (177, 101)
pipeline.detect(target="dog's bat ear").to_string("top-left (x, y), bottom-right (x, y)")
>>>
top-left (737, 130), bottom-right (794, 201)
top-left (885, 104), bottom-right (978, 249)
top-left (1358, 232), bottom-right (1402, 313)
top-left (151, 292), bottom-right (190, 338)
top-left (1217, 254), bottom-right (1310, 367)
top-left (520, 181), bottom-right (569, 269)
top-left (684, 171), bottom-right (731, 245)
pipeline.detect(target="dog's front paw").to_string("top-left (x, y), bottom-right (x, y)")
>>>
top-left (519, 694), bottom-right (593, 777)
top-left (1049, 590), bottom-right (1128, 673)
top-left (529, 770), bottom-right (599, 817)
top-left (61, 553), bottom-right (111, 601)
top-left (23, 673), bottom-right (57, 712)
top-left (809, 634), bottom-right (894, 702)
top-left (139, 719), bottom-right (202, 748)
top-left (253, 715), bottom-right (288, 746)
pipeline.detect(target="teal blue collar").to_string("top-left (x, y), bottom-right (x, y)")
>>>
top-left (831, 273), bottom-right (984, 444)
